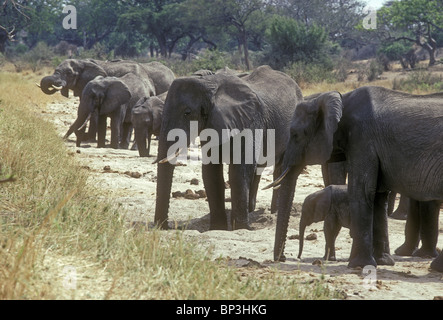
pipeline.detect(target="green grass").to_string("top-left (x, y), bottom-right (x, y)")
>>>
top-left (0, 70), bottom-right (337, 300)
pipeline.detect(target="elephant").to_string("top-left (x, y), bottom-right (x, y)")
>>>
top-left (131, 91), bottom-right (168, 157)
top-left (154, 65), bottom-right (303, 230)
top-left (298, 185), bottom-right (351, 261)
top-left (265, 86), bottom-right (443, 272)
top-left (40, 59), bottom-right (174, 144)
top-left (64, 73), bottom-right (154, 149)
top-left (394, 199), bottom-right (441, 258)
top-left (387, 192), bottom-right (409, 220)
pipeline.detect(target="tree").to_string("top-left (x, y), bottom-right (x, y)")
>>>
top-left (264, 15), bottom-right (332, 69)
top-left (378, 0), bottom-right (443, 66)
top-left (190, 0), bottom-right (265, 70)
top-left (118, 0), bottom-right (187, 58)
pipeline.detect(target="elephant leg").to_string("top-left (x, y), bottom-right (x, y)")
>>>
top-left (391, 194), bottom-right (409, 220)
top-left (119, 122), bottom-right (132, 149)
top-left (324, 216), bottom-right (341, 261)
top-left (347, 155), bottom-right (378, 268)
top-left (229, 163), bottom-right (255, 230)
top-left (430, 252), bottom-right (443, 272)
top-left (413, 200), bottom-right (440, 258)
top-left (97, 115), bottom-right (107, 148)
top-left (373, 191), bottom-right (394, 266)
top-left (395, 199), bottom-right (420, 256)
top-left (109, 117), bottom-right (121, 149)
top-left (249, 170), bottom-right (260, 212)
top-left (202, 163), bottom-right (227, 230)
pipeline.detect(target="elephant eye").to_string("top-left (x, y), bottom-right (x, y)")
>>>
top-left (184, 108), bottom-right (191, 117)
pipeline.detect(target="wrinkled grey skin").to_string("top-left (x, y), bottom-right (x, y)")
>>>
top-left (155, 65), bottom-right (303, 230)
top-left (64, 73), bottom-right (154, 149)
top-left (131, 91), bottom-right (167, 157)
top-left (298, 185), bottom-right (351, 261)
top-left (268, 86), bottom-right (443, 272)
top-left (40, 59), bottom-right (174, 144)
top-left (140, 61), bottom-right (175, 95)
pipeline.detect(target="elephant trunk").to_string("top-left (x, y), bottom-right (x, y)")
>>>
top-left (40, 75), bottom-right (66, 95)
top-left (135, 126), bottom-right (149, 157)
top-left (154, 139), bottom-right (176, 229)
top-left (63, 105), bottom-right (91, 141)
top-left (273, 166), bottom-right (301, 261)
top-left (298, 215), bottom-right (308, 259)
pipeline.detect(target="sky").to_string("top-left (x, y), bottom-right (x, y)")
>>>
top-left (365, 0), bottom-right (387, 9)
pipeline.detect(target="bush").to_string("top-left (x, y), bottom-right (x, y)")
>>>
top-left (284, 61), bottom-right (336, 88)
top-left (393, 70), bottom-right (443, 92)
top-left (264, 15), bottom-right (333, 70)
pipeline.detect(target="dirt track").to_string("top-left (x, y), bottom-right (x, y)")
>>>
top-left (41, 96), bottom-right (443, 300)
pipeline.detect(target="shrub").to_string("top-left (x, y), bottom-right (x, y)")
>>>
top-left (264, 15), bottom-right (333, 70)
top-left (393, 70), bottom-right (443, 93)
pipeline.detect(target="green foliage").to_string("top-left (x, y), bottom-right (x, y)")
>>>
top-left (378, 42), bottom-right (412, 62)
top-left (264, 15), bottom-right (333, 69)
top-left (393, 70), bottom-right (443, 93)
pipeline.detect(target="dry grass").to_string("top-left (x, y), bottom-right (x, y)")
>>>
top-left (0, 68), bottom-right (338, 300)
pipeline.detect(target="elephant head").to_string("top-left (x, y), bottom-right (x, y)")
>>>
top-left (264, 92), bottom-right (343, 261)
top-left (131, 93), bottom-right (165, 157)
top-left (154, 73), bottom-right (263, 229)
top-left (63, 76), bottom-right (131, 147)
top-left (298, 189), bottom-right (331, 259)
top-left (40, 59), bottom-right (107, 98)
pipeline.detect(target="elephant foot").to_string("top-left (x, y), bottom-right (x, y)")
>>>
top-left (375, 253), bottom-right (395, 266)
top-left (348, 254), bottom-right (377, 269)
top-left (389, 209), bottom-right (407, 220)
top-left (324, 255), bottom-right (337, 261)
top-left (232, 221), bottom-right (252, 231)
top-left (274, 253), bottom-right (286, 262)
top-left (430, 254), bottom-right (443, 272)
top-left (209, 220), bottom-right (228, 231)
top-left (412, 247), bottom-right (439, 258)
top-left (119, 143), bottom-right (130, 149)
top-left (394, 243), bottom-right (417, 256)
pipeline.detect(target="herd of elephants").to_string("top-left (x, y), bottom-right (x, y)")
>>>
top-left (38, 58), bottom-right (443, 273)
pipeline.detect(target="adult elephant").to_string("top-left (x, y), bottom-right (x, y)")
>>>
top-left (131, 91), bottom-right (167, 157)
top-left (64, 73), bottom-right (154, 149)
top-left (154, 65), bottom-right (303, 230)
top-left (265, 86), bottom-right (443, 272)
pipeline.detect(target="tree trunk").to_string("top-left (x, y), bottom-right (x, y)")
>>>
top-left (241, 28), bottom-right (250, 71)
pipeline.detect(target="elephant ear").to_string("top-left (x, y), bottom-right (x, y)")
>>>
top-left (150, 97), bottom-right (164, 135)
top-left (73, 60), bottom-right (108, 96)
top-left (100, 78), bottom-right (131, 115)
top-left (208, 75), bottom-right (262, 143)
top-left (303, 91), bottom-right (343, 165)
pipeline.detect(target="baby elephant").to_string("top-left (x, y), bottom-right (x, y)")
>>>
top-left (131, 91), bottom-right (167, 157)
top-left (298, 185), bottom-right (350, 261)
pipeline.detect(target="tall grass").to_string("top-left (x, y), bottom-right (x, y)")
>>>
top-left (0, 70), bottom-right (338, 300)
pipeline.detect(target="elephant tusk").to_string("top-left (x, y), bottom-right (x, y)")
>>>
top-left (36, 83), bottom-right (41, 88)
top-left (51, 85), bottom-right (63, 90)
top-left (262, 167), bottom-right (290, 190)
top-left (78, 114), bottom-right (92, 131)
top-left (158, 148), bottom-right (184, 164)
